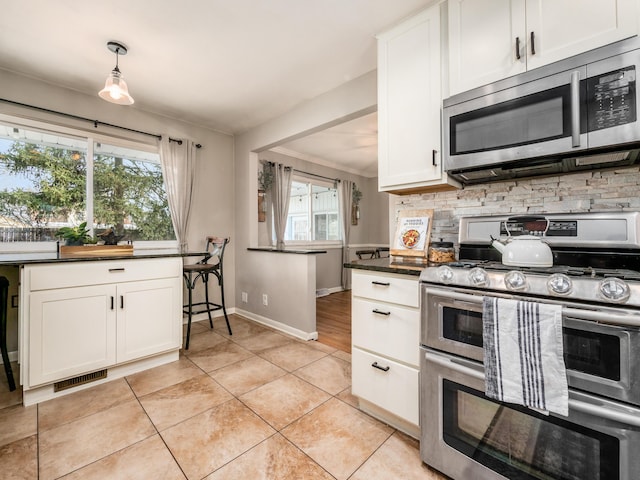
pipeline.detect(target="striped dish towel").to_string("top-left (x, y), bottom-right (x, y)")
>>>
top-left (483, 297), bottom-right (568, 417)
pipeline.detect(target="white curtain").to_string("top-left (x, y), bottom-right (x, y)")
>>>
top-left (272, 163), bottom-right (293, 250)
top-left (339, 180), bottom-right (354, 290)
top-left (160, 137), bottom-right (196, 252)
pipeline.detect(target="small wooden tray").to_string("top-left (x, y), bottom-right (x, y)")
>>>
top-left (59, 245), bottom-right (134, 257)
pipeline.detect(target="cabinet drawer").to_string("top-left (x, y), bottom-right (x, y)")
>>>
top-left (352, 298), bottom-right (419, 367)
top-left (27, 258), bottom-right (182, 291)
top-left (352, 347), bottom-right (419, 425)
top-left (351, 271), bottom-right (419, 307)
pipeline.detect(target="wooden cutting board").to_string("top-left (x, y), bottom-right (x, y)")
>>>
top-left (59, 245), bottom-right (134, 257)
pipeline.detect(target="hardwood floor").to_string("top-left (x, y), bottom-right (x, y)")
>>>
top-left (316, 290), bottom-right (351, 353)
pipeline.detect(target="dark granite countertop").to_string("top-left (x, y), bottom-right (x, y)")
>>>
top-left (344, 257), bottom-right (427, 276)
top-left (0, 249), bottom-right (206, 266)
top-left (247, 247), bottom-right (327, 254)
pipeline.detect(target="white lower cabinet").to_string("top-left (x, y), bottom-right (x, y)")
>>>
top-left (351, 270), bottom-right (420, 436)
top-left (352, 347), bottom-right (419, 425)
top-left (29, 284), bottom-right (117, 386)
top-left (22, 258), bottom-right (182, 393)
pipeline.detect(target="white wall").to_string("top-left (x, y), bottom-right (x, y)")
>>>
top-left (234, 70), bottom-right (377, 336)
top-left (0, 68), bottom-right (235, 354)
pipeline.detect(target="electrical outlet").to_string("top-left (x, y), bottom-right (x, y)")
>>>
top-left (262, 294), bottom-right (268, 306)
top-left (241, 292), bottom-right (248, 303)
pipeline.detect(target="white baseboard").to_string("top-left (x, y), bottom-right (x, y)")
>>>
top-left (316, 286), bottom-right (344, 297)
top-left (0, 350), bottom-right (18, 365)
top-left (234, 308), bottom-right (318, 341)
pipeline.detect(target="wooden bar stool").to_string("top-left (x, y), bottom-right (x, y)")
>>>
top-left (0, 276), bottom-right (16, 391)
top-left (182, 236), bottom-right (232, 349)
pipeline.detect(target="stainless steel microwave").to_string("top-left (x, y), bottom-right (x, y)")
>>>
top-left (443, 37), bottom-right (640, 185)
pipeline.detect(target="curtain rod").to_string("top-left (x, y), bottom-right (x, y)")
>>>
top-left (293, 169), bottom-right (341, 184)
top-left (0, 98), bottom-right (202, 148)
top-left (263, 161), bottom-right (340, 184)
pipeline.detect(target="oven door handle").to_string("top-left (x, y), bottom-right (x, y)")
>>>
top-left (424, 287), bottom-right (640, 328)
top-left (569, 398), bottom-right (640, 427)
top-left (424, 350), bottom-right (640, 427)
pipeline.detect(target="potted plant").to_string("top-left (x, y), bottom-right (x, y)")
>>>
top-left (55, 221), bottom-right (93, 246)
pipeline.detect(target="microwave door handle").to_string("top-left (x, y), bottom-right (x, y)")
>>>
top-left (571, 71), bottom-right (581, 147)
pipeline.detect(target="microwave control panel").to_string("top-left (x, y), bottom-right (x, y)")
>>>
top-left (587, 66), bottom-right (636, 131)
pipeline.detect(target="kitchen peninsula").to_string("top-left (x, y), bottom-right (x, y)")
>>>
top-left (0, 250), bottom-right (194, 406)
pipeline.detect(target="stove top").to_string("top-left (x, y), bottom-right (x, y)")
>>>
top-left (420, 212), bottom-right (640, 307)
top-left (445, 261), bottom-right (640, 281)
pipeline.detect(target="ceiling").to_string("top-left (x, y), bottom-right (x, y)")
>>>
top-left (0, 1), bottom-right (432, 175)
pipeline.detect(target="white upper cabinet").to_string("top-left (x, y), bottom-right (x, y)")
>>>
top-left (377, 4), bottom-right (459, 193)
top-left (448, 0), bottom-right (638, 96)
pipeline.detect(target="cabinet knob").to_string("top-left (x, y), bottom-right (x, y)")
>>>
top-left (515, 36), bottom-right (521, 60)
top-left (432, 149), bottom-right (438, 167)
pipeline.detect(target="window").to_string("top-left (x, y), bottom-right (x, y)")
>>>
top-left (0, 121), bottom-right (174, 245)
top-left (284, 178), bottom-right (340, 242)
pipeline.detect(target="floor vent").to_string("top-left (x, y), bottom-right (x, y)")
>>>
top-left (54, 369), bottom-right (108, 392)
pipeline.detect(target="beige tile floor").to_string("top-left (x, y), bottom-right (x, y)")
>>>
top-left (0, 314), bottom-right (448, 480)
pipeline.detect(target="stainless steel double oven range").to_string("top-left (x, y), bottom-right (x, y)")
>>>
top-left (419, 212), bottom-right (640, 480)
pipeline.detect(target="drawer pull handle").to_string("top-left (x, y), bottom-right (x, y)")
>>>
top-left (371, 281), bottom-right (390, 286)
top-left (109, 268), bottom-right (125, 272)
top-left (110, 296), bottom-right (114, 310)
top-left (372, 362), bottom-right (390, 372)
top-left (120, 295), bottom-right (124, 309)
top-left (372, 309), bottom-right (391, 316)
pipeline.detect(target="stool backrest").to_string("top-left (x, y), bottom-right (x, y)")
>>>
top-left (205, 236), bottom-right (229, 264)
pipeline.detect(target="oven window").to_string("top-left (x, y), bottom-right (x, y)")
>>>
top-left (450, 84), bottom-right (573, 156)
top-left (442, 306), bottom-right (483, 347)
top-left (563, 328), bottom-right (620, 381)
top-left (442, 380), bottom-right (619, 480)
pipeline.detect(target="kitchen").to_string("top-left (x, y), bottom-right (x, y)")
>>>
top-left (2, 0), bottom-right (640, 479)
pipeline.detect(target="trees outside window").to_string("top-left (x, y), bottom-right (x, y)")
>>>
top-left (0, 123), bottom-right (174, 243)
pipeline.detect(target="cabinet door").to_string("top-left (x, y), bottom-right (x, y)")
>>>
top-left (29, 285), bottom-right (116, 386)
top-left (378, 5), bottom-right (444, 191)
top-left (525, 0), bottom-right (638, 70)
top-left (352, 347), bottom-right (419, 425)
top-left (116, 277), bottom-right (181, 363)
top-left (352, 298), bottom-right (420, 367)
top-left (448, 0), bottom-right (526, 96)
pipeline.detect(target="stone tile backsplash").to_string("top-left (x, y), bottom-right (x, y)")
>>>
top-left (393, 166), bottom-right (640, 247)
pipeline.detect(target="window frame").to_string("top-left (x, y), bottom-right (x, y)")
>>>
top-left (282, 175), bottom-right (342, 247)
top-left (0, 114), bottom-right (177, 252)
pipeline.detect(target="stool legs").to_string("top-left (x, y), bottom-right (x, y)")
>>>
top-left (218, 274), bottom-right (232, 335)
top-left (184, 272), bottom-right (194, 350)
top-left (202, 274), bottom-right (214, 329)
top-left (0, 276), bottom-right (16, 392)
top-left (183, 269), bottom-right (233, 350)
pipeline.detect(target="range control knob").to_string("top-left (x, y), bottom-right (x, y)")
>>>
top-left (468, 267), bottom-right (489, 287)
top-left (547, 273), bottom-right (572, 296)
top-left (437, 265), bottom-right (455, 284)
top-left (504, 271), bottom-right (527, 291)
top-left (599, 277), bottom-right (630, 303)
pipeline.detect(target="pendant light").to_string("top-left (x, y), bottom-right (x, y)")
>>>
top-left (98, 41), bottom-right (135, 105)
